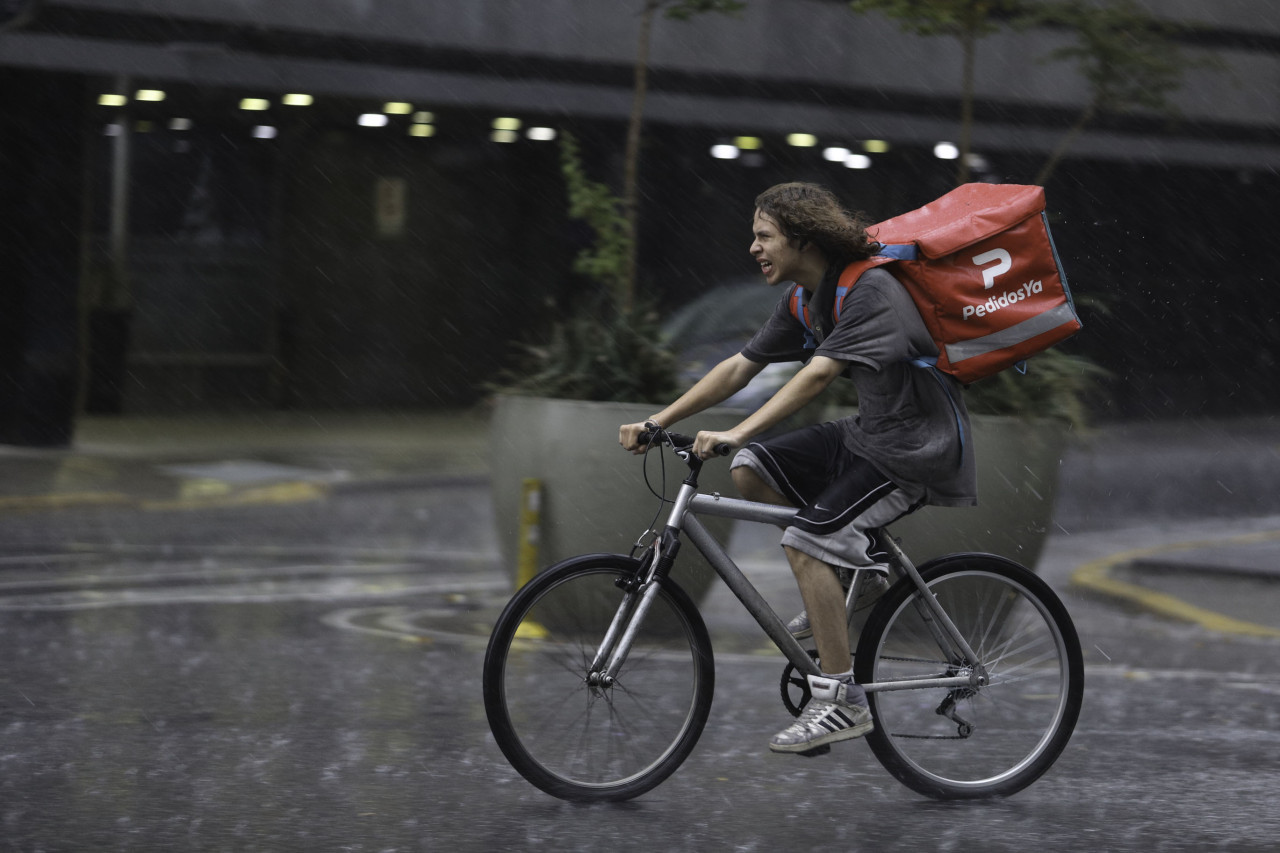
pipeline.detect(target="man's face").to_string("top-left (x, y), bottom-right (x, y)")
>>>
top-left (750, 209), bottom-right (800, 287)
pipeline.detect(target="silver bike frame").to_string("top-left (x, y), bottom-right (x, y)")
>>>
top-left (598, 482), bottom-right (983, 694)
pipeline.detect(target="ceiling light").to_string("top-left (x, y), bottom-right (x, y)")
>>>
top-left (384, 102), bottom-right (413, 115)
top-left (934, 142), bottom-right (960, 160)
top-left (97, 94), bottom-right (128, 107)
top-left (845, 154), bottom-right (872, 169)
top-left (526, 127), bottom-right (556, 141)
top-left (863, 139), bottom-right (890, 154)
top-left (135, 89), bottom-right (166, 102)
top-left (240, 98), bottom-right (270, 111)
top-left (710, 144), bottom-right (740, 160)
top-left (492, 117), bottom-right (521, 131)
top-left (823, 147), bottom-right (851, 162)
top-left (168, 117), bottom-right (193, 131)
top-left (409, 124), bottom-right (435, 137)
top-left (358, 113), bottom-right (389, 127)
top-left (734, 136), bottom-right (763, 151)
top-left (786, 133), bottom-right (818, 147)
top-left (253, 126), bottom-right (277, 139)
top-left (282, 94), bottom-right (314, 106)
top-left (412, 111), bottom-right (435, 124)
top-left (490, 129), bottom-right (519, 143)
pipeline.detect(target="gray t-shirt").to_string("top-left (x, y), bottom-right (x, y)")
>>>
top-left (741, 267), bottom-right (977, 507)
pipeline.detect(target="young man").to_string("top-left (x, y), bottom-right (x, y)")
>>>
top-left (619, 182), bottom-right (976, 755)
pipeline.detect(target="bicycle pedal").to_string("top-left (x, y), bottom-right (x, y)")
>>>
top-left (796, 744), bottom-right (831, 758)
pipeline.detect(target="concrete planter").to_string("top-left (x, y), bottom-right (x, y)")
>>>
top-left (490, 395), bottom-right (747, 599)
top-left (492, 397), bottom-right (1069, 611)
top-left (826, 408), bottom-right (1071, 568)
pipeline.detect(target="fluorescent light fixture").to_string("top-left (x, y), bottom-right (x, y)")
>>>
top-left (786, 133), bottom-right (818, 147)
top-left (490, 129), bottom-right (519, 143)
top-left (384, 102), bottom-right (413, 115)
top-left (933, 142), bottom-right (960, 160)
top-left (97, 94), bottom-right (128, 107)
top-left (823, 147), bottom-right (851, 162)
top-left (135, 89), bottom-right (166, 102)
top-left (526, 127), bottom-right (556, 141)
top-left (358, 113), bottom-right (389, 127)
top-left (412, 111), bottom-right (435, 124)
top-left (863, 139), bottom-right (890, 154)
top-left (710, 144), bottom-right (740, 160)
top-left (253, 125), bottom-right (278, 139)
top-left (492, 117), bottom-right (521, 131)
top-left (734, 136), bottom-right (763, 151)
top-left (168, 117), bottom-right (193, 131)
top-left (845, 154), bottom-right (872, 169)
top-left (282, 94), bottom-right (314, 106)
top-left (409, 124), bottom-right (435, 137)
top-left (240, 98), bottom-right (270, 111)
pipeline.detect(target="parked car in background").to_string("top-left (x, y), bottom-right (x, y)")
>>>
top-left (661, 280), bottom-right (800, 411)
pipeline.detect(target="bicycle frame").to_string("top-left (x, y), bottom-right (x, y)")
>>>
top-left (595, 464), bottom-right (986, 696)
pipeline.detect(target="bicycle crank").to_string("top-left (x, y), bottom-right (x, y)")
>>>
top-left (779, 650), bottom-right (822, 717)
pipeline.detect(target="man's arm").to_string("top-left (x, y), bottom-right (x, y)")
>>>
top-left (619, 353), bottom-right (766, 452)
top-left (690, 355), bottom-right (846, 458)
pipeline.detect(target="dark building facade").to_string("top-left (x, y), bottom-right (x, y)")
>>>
top-left (1, 0), bottom-right (1277, 439)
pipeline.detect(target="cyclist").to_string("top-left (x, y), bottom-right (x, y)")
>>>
top-left (619, 181), bottom-right (976, 755)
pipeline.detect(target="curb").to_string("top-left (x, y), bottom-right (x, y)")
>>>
top-left (1070, 529), bottom-right (1280, 639)
top-left (0, 472), bottom-right (491, 516)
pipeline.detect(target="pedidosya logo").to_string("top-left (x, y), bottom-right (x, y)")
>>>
top-left (962, 280), bottom-right (1043, 320)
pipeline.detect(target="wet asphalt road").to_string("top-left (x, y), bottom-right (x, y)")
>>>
top-left (1, 482), bottom-right (1279, 852)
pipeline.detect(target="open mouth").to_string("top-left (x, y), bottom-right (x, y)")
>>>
top-left (759, 260), bottom-right (774, 276)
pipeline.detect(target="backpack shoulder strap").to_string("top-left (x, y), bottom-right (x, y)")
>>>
top-left (785, 283), bottom-right (818, 350)
top-left (832, 249), bottom-right (908, 322)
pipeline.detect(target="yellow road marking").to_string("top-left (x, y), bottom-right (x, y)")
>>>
top-left (1071, 529), bottom-right (1280, 639)
top-left (0, 481), bottom-right (329, 514)
top-left (0, 492), bottom-right (132, 512)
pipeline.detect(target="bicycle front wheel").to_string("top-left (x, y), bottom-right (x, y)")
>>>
top-left (855, 554), bottom-right (1083, 799)
top-left (482, 554), bottom-right (715, 802)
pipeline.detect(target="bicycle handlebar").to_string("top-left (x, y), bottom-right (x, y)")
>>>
top-left (639, 427), bottom-right (732, 458)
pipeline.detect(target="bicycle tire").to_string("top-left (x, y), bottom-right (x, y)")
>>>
top-left (854, 554), bottom-right (1083, 799)
top-left (482, 554), bottom-right (715, 802)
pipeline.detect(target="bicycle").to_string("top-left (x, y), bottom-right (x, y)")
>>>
top-left (482, 427), bottom-right (1083, 802)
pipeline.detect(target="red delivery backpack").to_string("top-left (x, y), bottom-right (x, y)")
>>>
top-left (790, 183), bottom-right (1081, 384)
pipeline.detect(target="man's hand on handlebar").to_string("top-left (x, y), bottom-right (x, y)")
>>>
top-left (619, 420), bottom-right (741, 460)
top-left (692, 430), bottom-right (740, 460)
top-left (619, 421), bottom-right (656, 455)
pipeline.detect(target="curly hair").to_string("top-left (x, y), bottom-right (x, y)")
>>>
top-left (754, 182), bottom-right (875, 267)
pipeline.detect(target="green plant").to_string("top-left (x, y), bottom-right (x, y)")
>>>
top-left (964, 348), bottom-right (1109, 430)
top-left (491, 296), bottom-right (679, 404)
top-left (849, 0), bottom-right (1034, 185)
top-left (1031, 0), bottom-right (1225, 184)
top-left (491, 131), bottom-right (678, 404)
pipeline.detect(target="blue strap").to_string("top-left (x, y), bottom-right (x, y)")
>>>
top-left (789, 284), bottom-right (818, 350)
top-left (876, 243), bottom-right (918, 261)
top-left (910, 356), bottom-right (966, 461)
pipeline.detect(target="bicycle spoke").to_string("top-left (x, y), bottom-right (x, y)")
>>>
top-left (856, 559), bottom-right (1082, 799)
top-left (484, 560), bottom-right (714, 801)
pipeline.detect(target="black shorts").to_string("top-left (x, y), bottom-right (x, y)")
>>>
top-left (731, 423), bottom-right (924, 567)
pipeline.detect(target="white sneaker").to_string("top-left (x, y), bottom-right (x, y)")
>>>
top-left (769, 674), bottom-right (874, 754)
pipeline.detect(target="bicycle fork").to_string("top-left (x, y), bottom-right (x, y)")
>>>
top-left (587, 481), bottom-right (697, 688)
top-left (586, 563), bottom-right (666, 689)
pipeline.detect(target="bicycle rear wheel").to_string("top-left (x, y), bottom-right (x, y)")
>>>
top-left (483, 554), bottom-right (715, 802)
top-left (854, 554), bottom-right (1083, 799)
